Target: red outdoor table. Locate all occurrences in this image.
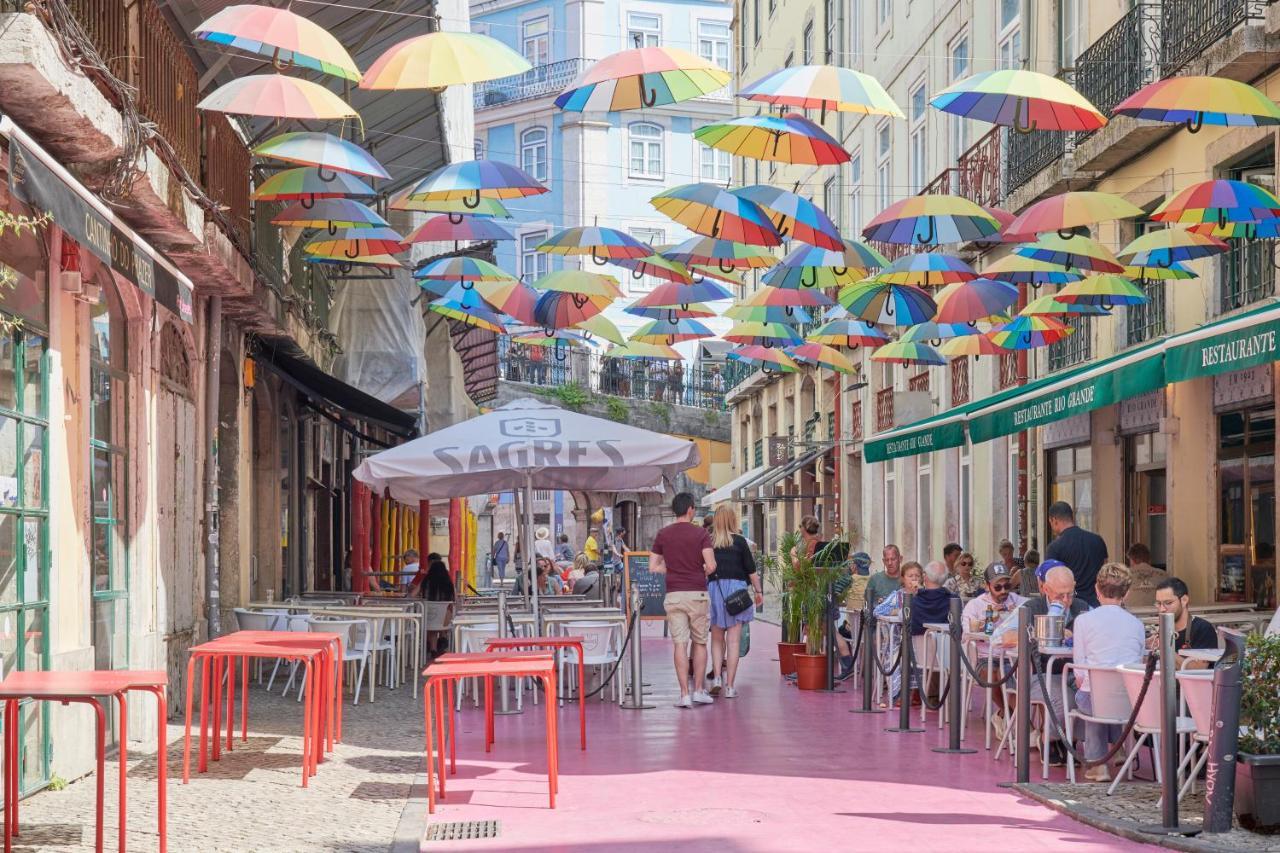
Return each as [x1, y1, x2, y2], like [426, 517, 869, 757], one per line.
[0, 669, 168, 853]
[484, 636, 588, 750]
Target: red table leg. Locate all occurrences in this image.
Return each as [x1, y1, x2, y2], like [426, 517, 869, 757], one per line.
[423, 678, 435, 815]
[447, 680, 456, 774]
[115, 694, 127, 853]
[145, 687, 168, 853]
[224, 656, 235, 753]
[91, 698, 106, 853]
[182, 658, 196, 784]
[542, 674, 556, 809]
[434, 681, 446, 798]
[576, 643, 586, 751]
[5, 698, 16, 853]
[240, 655, 249, 743]
[211, 656, 222, 763]
[300, 658, 313, 788]
[198, 656, 211, 774]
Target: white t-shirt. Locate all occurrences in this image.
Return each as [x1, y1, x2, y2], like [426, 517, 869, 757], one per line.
[534, 538, 554, 560]
[961, 591, 1027, 636]
[1072, 604, 1146, 691]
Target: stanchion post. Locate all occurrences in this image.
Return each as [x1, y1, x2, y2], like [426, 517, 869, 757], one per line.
[1015, 603, 1031, 784]
[1203, 630, 1245, 834]
[817, 575, 846, 694]
[886, 593, 923, 733]
[933, 595, 976, 754]
[850, 608, 882, 715]
[620, 587, 653, 710]
[1140, 612, 1201, 837]
[497, 591, 511, 715]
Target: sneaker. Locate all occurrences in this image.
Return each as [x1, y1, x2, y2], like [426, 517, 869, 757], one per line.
[992, 713, 1008, 742]
[691, 690, 715, 705]
[709, 676, 723, 696]
[1084, 764, 1112, 783]
[1049, 742, 1068, 767]
[723, 686, 738, 699]
[674, 695, 692, 709]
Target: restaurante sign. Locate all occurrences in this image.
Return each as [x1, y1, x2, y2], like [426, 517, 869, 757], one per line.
[1166, 315, 1280, 383]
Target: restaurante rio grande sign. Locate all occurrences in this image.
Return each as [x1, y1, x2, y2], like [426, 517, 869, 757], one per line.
[1166, 316, 1280, 382]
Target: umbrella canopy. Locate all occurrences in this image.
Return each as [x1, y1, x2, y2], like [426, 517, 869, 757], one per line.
[763, 240, 887, 288]
[252, 167, 375, 202]
[938, 334, 1006, 357]
[535, 270, 624, 300]
[252, 132, 389, 179]
[664, 236, 778, 269]
[871, 339, 946, 366]
[1151, 179, 1280, 226]
[786, 342, 857, 373]
[534, 290, 611, 329]
[272, 199, 388, 232]
[307, 252, 401, 269]
[197, 74, 358, 121]
[723, 303, 813, 325]
[651, 184, 782, 246]
[400, 215, 515, 245]
[838, 281, 937, 325]
[388, 191, 513, 218]
[723, 321, 804, 347]
[633, 279, 733, 308]
[688, 264, 747, 286]
[625, 301, 720, 321]
[1004, 191, 1143, 239]
[737, 64, 904, 122]
[538, 227, 652, 263]
[1118, 228, 1229, 267]
[613, 253, 695, 285]
[1124, 262, 1196, 282]
[875, 253, 979, 287]
[726, 345, 800, 372]
[555, 47, 729, 111]
[732, 185, 844, 250]
[1114, 76, 1280, 133]
[575, 314, 626, 345]
[862, 195, 1000, 245]
[930, 69, 1106, 133]
[981, 254, 1083, 286]
[632, 317, 716, 344]
[988, 315, 1074, 349]
[512, 330, 595, 355]
[933, 278, 1020, 324]
[1019, 295, 1110, 316]
[606, 341, 682, 360]
[733, 284, 833, 310]
[1186, 219, 1280, 240]
[1053, 274, 1149, 308]
[415, 256, 513, 282]
[408, 159, 549, 206]
[900, 321, 982, 342]
[304, 226, 405, 259]
[360, 31, 532, 90]
[1013, 234, 1124, 273]
[694, 113, 850, 165]
[807, 318, 889, 348]
[427, 287, 513, 334]
[474, 278, 540, 325]
[195, 5, 361, 81]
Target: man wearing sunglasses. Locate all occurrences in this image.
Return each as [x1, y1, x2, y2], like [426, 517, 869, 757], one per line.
[962, 563, 1026, 634]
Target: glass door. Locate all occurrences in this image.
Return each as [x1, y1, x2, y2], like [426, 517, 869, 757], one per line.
[1217, 409, 1277, 607]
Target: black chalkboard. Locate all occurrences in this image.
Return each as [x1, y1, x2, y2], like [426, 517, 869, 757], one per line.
[625, 551, 666, 620]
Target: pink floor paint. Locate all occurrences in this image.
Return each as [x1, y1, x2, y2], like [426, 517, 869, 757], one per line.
[419, 620, 1151, 852]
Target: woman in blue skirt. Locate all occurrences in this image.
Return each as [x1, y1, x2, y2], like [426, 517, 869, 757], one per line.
[707, 505, 764, 698]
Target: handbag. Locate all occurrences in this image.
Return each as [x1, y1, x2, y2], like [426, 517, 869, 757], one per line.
[723, 585, 753, 616]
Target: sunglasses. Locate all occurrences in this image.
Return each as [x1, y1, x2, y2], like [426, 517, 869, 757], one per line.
[990, 582, 1011, 591]
[959, 560, 974, 566]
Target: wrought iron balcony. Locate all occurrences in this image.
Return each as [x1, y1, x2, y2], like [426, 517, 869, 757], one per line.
[474, 59, 591, 110]
[1005, 127, 1067, 196]
[874, 387, 894, 432]
[957, 128, 1004, 209]
[1161, 0, 1269, 77]
[950, 358, 970, 406]
[920, 168, 961, 197]
[850, 400, 863, 442]
[1075, 3, 1160, 141]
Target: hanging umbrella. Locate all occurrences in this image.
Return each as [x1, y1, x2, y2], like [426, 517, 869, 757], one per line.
[625, 301, 720, 321]
[938, 334, 1006, 357]
[474, 278, 540, 325]
[361, 31, 532, 90]
[304, 226, 405, 259]
[900, 321, 982, 342]
[933, 278, 1020, 324]
[981, 254, 1083, 286]
[253, 167, 375, 202]
[197, 74, 358, 121]
[639, 278, 733, 307]
[613, 253, 695, 285]
[534, 290, 611, 329]
[694, 113, 850, 165]
[388, 190, 513, 219]
[1053, 274, 1149, 308]
[408, 159, 549, 207]
[862, 195, 1000, 245]
[786, 342, 857, 374]
[838, 281, 937, 325]
[688, 264, 747, 286]
[195, 5, 362, 81]
[633, 317, 716, 345]
[400, 215, 516, 246]
[723, 303, 813, 325]
[738, 64, 904, 123]
[763, 240, 887, 288]
[875, 253, 979, 287]
[537, 227, 652, 264]
[723, 321, 804, 347]
[1186, 219, 1280, 240]
[732, 185, 844, 250]
[807, 318, 889, 348]
[1124, 262, 1196, 282]
[1114, 76, 1280, 133]
[555, 47, 729, 111]
[536, 269, 624, 300]
[252, 132, 389, 179]
[987, 315, 1074, 349]
[664, 236, 778, 270]
[726, 345, 800, 372]
[975, 206, 1019, 244]
[1013, 234, 1125, 273]
[512, 331, 595, 365]
[272, 199, 388, 232]
[575, 314, 627, 345]
[606, 340, 683, 360]
[1019, 295, 1111, 316]
[871, 340, 946, 366]
[650, 184, 782, 246]
[930, 69, 1106, 133]
[427, 286, 513, 334]
[307, 252, 401, 269]
[1004, 191, 1144, 239]
[415, 256, 513, 283]
[733, 284, 833, 310]
[1118, 228, 1229, 267]
[1150, 179, 1280, 226]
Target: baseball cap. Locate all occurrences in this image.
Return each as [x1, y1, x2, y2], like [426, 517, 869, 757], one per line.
[852, 551, 872, 570]
[984, 562, 1012, 582]
[1036, 558, 1068, 582]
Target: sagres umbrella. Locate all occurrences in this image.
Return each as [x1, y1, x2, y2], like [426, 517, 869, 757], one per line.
[1151, 179, 1280, 226]
[400, 215, 515, 246]
[871, 340, 946, 366]
[1118, 228, 1228, 267]
[1019, 295, 1110, 316]
[1114, 76, 1280, 133]
[1053, 274, 1149, 309]
[763, 240, 887, 288]
[786, 343, 856, 373]
[875, 253, 979, 287]
[408, 160, 549, 208]
[726, 345, 800, 372]
[1013, 234, 1124, 273]
[253, 167, 375, 203]
[933, 278, 1019, 324]
[862, 195, 1000, 245]
[304, 226, 405, 259]
[632, 318, 716, 344]
[475, 278, 540, 325]
[195, 5, 361, 81]
[723, 321, 804, 347]
[361, 31, 531, 90]
[198, 75, 358, 122]
[664, 236, 778, 270]
[938, 334, 1005, 358]
[930, 69, 1106, 133]
[273, 199, 387, 233]
[695, 114, 850, 165]
[738, 64, 904, 123]
[733, 185, 843, 250]
[1004, 191, 1143, 240]
[807, 318, 889, 348]
[534, 291, 611, 329]
[538, 227, 652, 265]
[613, 253, 694, 285]
[838, 281, 937, 325]
[253, 132, 389, 179]
[981, 254, 1083, 286]
[555, 47, 729, 111]
[607, 340, 682, 360]
[987, 315, 1074, 349]
[651, 184, 782, 246]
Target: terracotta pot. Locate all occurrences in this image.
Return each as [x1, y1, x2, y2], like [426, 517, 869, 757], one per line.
[777, 642, 806, 677]
[793, 653, 827, 690]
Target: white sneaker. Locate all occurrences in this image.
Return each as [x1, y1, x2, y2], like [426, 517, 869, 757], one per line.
[674, 695, 692, 709]
[723, 686, 738, 698]
[691, 690, 715, 704]
[992, 713, 1008, 741]
[709, 676, 723, 696]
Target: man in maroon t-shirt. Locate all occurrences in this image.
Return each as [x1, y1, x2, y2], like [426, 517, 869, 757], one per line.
[651, 492, 717, 708]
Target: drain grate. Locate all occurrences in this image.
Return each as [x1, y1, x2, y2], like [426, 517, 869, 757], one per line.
[424, 820, 500, 842]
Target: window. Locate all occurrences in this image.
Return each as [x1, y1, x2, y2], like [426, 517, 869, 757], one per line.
[959, 444, 972, 549]
[1049, 444, 1093, 535]
[1127, 220, 1167, 343]
[998, 0, 1021, 69]
[753, 0, 760, 44]
[823, 0, 837, 62]
[884, 470, 896, 547]
[739, 14, 748, 69]
[876, 121, 892, 213]
[629, 123, 664, 179]
[521, 231, 549, 280]
[1059, 0, 1085, 70]
[802, 21, 814, 65]
[1220, 160, 1276, 313]
[521, 16, 549, 66]
[699, 144, 731, 183]
[916, 461, 932, 561]
[1048, 315, 1092, 370]
[949, 35, 971, 163]
[909, 81, 928, 194]
[823, 177, 839, 228]
[520, 127, 548, 183]
[627, 12, 661, 48]
[473, 138, 484, 160]
[849, 150, 863, 237]
[698, 21, 730, 69]
[91, 282, 129, 676]
[878, 0, 891, 28]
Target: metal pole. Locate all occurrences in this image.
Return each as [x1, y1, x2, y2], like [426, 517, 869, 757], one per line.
[817, 575, 845, 693]
[886, 593, 923, 733]
[1015, 603, 1031, 784]
[524, 473, 541, 636]
[620, 587, 653, 710]
[850, 608, 882, 714]
[203, 294, 223, 639]
[934, 595, 976, 754]
[1203, 630, 1245, 834]
[1140, 612, 1200, 836]
[497, 591, 513, 715]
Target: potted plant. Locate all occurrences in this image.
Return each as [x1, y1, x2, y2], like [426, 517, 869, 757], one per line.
[770, 532, 807, 677]
[1236, 632, 1280, 831]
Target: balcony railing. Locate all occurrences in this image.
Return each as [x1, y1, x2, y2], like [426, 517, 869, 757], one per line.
[850, 400, 863, 442]
[957, 128, 1004, 209]
[1075, 3, 1159, 141]
[1006, 127, 1067, 195]
[874, 388, 894, 432]
[998, 352, 1021, 390]
[475, 59, 591, 110]
[950, 358, 970, 405]
[203, 115, 252, 244]
[138, 0, 200, 179]
[908, 371, 930, 393]
[499, 346, 730, 411]
[921, 168, 960, 197]
[1162, 0, 1268, 77]
[1048, 316, 1094, 371]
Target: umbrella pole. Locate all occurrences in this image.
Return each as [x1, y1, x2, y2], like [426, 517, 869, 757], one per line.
[525, 473, 542, 636]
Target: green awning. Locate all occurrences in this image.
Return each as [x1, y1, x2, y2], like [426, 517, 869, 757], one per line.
[1165, 301, 1280, 383]
[864, 411, 968, 462]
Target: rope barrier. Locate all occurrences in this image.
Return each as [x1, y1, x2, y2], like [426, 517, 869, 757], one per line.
[957, 632, 1020, 689]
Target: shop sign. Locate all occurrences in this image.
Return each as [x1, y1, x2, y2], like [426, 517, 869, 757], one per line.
[1166, 315, 1280, 383]
[1213, 363, 1272, 409]
[864, 418, 965, 463]
[1041, 412, 1091, 449]
[1119, 389, 1163, 435]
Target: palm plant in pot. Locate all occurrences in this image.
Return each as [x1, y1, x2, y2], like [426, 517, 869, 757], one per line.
[770, 532, 807, 677]
[1236, 633, 1280, 831]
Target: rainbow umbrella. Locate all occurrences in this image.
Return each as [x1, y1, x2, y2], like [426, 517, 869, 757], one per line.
[535, 270, 624, 301]
[512, 331, 594, 364]
[361, 31, 531, 90]
[534, 290, 610, 328]
[1151, 179, 1280, 226]
[862, 195, 1000, 245]
[938, 335, 1005, 358]
[197, 74, 358, 121]
[1114, 76, 1280, 133]
[555, 47, 729, 111]
[1186, 219, 1280, 240]
[400, 215, 515, 246]
[538, 227, 652, 264]
[763, 241, 887, 288]
[252, 132, 389, 179]
[871, 340, 946, 366]
[633, 279, 733, 308]
[474, 278, 539, 324]
[613, 253, 695, 285]
[786, 343, 857, 374]
[664, 236, 778, 270]
[633, 318, 716, 345]
[723, 303, 813, 325]
[1004, 191, 1144, 239]
[733, 185, 843, 251]
[738, 64, 904, 123]
[734, 284, 832, 310]
[807, 318, 889, 348]
[253, 167, 375, 202]
[304, 226, 405, 259]
[272, 199, 387, 232]
[988, 315, 1074, 349]
[1124, 262, 1196, 283]
[194, 5, 361, 81]
[838, 281, 937, 325]
[1053, 274, 1149, 309]
[933, 278, 1019, 324]
[875, 253, 979, 287]
[975, 206, 1019, 244]
[689, 264, 747, 286]
[651, 184, 782, 246]
[723, 321, 804, 347]
[1019, 295, 1110, 316]
[414, 256, 513, 283]
[388, 190, 512, 219]
[606, 340, 683, 360]
[408, 160, 549, 207]
[981, 254, 1083, 286]
[726, 345, 800, 372]
[428, 299, 511, 334]
[930, 69, 1106, 133]
[1013, 234, 1124, 273]
[900, 322, 982, 342]
[575, 314, 627, 346]
[625, 301, 721, 322]
[694, 113, 850, 165]
[1119, 228, 1229, 267]
[306, 253, 400, 270]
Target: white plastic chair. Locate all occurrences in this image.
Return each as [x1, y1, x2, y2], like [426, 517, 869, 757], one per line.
[1115, 663, 1196, 796]
[1173, 670, 1216, 802]
[1064, 663, 1133, 785]
[267, 614, 314, 691]
[561, 621, 624, 703]
[457, 624, 506, 710]
[233, 608, 288, 682]
[308, 618, 366, 705]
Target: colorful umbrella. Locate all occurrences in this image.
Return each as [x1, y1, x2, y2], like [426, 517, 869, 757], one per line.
[633, 279, 733, 308]
[400, 215, 515, 246]
[606, 340, 683, 360]
[726, 345, 800, 372]
[633, 317, 716, 345]
[272, 199, 388, 232]
[428, 300, 511, 334]
[837, 281, 937, 325]
[932, 278, 1019, 324]
[535, 270, 624, 301]
[1013, 234, 1124, 273]
[1019, 295, 1110, 316]
[930, 69, 1106, 133]
[474, 278, 540, 324]
[1186, 219, 1280, 240]
[537, 226, 652, 264]
[360, 31, 531, 90]
[651, 184, 782, 246]
[733, 185, 844, 250]
[938, 334, 1006, 358]
[723, 303, 813, 325]
[987, 315, 1074, 349]
[862, 195, 1000, 245]
[734, 284, 832, 309]
[253, 167, 375, 202]
[388, 191, 513, 219]
[625, 301, 720, 322]
[512, 331, 594, 362]
[807, 318, 889, 348]
[534, 290, 610, 328]
[900, 322, 981, 342]
[408, 159, 549, 207]
[1114, 76, 1280, 133]
[763, 240, 887, 288]
[664, 236, 778, 270]
[555, 47, 729, 111]
[1124, 262, 1196, 282]
[875, 253, 979, 287]
[414, 256, 513, 282]
[738, 64, 904, 123]
[723, 321, 804, 347]
[688, 264, 747, 286]
[1118, 228, 1229, 267]
[1053, 274, 1149, 308]
[194, 5, 361, 81]
[575, 314, 627, 345]
[975, 206, 1018, 244]
[303, 226, 405, 259]
[197, 74, 358, 121]
[1003, 191, 1143, 239]
[870, 340, 946, 366]
[613, 253, 695, 285]
[981, 254, 1083, 286]
[306, 252, 401, 270]
[1150, 179, 1280, 226]
[694, 113, 850, 165]
[786, 343, 857, 374]
[252, 132, 389, 179]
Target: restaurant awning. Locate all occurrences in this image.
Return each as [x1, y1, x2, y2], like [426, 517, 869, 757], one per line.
[701, 464, 768, 507]
[751, 444, 830, 501]
[1164, 299, 1280, 383]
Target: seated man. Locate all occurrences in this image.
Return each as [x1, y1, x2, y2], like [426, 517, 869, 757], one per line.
[572, 561, 603, 598]
[1124, 543, 1169, 609]
[1151, 576, 1218, 660]
[961, 563, 1026, 635]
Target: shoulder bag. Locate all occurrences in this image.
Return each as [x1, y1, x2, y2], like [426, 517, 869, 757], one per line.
[721, 537, 754, 616]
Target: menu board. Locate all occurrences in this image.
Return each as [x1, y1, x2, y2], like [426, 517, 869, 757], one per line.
[624, 551, 666, 620]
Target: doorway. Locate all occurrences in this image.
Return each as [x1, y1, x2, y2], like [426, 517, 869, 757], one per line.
[1217, 408, 1276, 607]
[1125, 432, 1168, 568]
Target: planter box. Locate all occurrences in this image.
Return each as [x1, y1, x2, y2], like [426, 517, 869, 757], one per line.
[1235, 752, 1280, 830]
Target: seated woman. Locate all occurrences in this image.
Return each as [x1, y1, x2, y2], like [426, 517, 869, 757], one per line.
[873, 561, 923, 706]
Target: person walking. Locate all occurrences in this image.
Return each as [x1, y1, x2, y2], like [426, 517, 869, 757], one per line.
[491, 533, 509, 583]
[651, 492, 717, 708]
[707, 505, 763, 698]
[1044, 501, 1108, 607]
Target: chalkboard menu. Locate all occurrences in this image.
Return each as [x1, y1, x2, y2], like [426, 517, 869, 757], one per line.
[624, 551, 666, 620]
